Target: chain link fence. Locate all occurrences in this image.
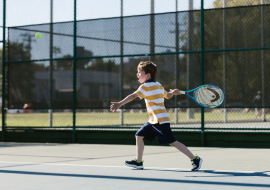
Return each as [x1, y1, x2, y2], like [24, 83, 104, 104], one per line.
[1, 0, 270, 133]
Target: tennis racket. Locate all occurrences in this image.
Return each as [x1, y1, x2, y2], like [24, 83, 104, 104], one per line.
[179, 84, 224, 108]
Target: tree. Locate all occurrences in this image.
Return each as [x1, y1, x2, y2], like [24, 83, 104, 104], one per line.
[178, 1, 270, 107]
[86, 58, 118, 72]
[213, 0, 270, 8]
[8, 42, 39, 108]
[55, 48, 93, 70]
[55, 54, 73, 70]
[0, 48, 2, 96]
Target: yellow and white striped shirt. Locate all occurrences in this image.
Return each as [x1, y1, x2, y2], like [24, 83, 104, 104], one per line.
[135, 81, 170, 124]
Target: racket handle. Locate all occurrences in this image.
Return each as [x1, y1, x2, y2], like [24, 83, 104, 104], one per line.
[179, 91, 185, 94]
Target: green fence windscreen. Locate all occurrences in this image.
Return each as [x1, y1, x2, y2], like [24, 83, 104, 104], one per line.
[7, 5, 270, 109]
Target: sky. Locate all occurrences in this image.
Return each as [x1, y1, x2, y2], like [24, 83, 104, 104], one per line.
[0, 0, 216, 45]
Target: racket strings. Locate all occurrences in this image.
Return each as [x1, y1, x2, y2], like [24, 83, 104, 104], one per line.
[195, 86, 223, 107]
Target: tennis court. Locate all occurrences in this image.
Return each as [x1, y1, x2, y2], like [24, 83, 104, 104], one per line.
[0, 143, 269, 190]
[1, 0, 270, 189]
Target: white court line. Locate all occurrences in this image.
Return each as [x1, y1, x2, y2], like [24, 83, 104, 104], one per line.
[0, 160, 261, 173]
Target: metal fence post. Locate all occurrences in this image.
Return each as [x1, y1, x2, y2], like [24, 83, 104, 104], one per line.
[187, 0, 194, 119]
[261, 0, 265, 121]
[1, 0, 6, 142]
[49, 0, 53, 127]
[200, 0, 205, 147]
[72, 0, 77, 143]
[120, 0, 124, 126]
[150, 0, 155, 57]
[175, 0, 179, 124]
[223, 0, 227, 123]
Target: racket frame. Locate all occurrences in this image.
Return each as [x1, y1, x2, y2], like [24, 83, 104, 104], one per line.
[179, 84, 224, 108]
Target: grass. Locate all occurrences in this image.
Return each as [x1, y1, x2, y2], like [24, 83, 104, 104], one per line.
[2, 110, 269, 127]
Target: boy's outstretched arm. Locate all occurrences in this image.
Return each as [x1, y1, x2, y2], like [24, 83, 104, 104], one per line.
[165, 89, 181, 99]
[110, 93, 139, 112]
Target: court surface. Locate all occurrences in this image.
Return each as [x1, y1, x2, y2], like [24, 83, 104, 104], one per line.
[0, 142, 269, 189]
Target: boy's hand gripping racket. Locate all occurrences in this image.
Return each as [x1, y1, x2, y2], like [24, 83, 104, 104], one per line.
[179, 84, 224, 108]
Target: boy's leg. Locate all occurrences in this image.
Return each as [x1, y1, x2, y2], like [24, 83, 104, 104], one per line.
[169, 141, 195, 160]
[136, 136, 144, 162]
[125, 122, 155, 169]
[170, 140, 203, 171]
[124, 135, 144, 169]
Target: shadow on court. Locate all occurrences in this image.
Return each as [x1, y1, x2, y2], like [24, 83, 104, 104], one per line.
[0, 169, 269, 188]
[0, 143, 69, 148]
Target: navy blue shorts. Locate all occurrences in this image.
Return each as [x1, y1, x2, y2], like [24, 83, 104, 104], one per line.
[135, 122, 176, 144]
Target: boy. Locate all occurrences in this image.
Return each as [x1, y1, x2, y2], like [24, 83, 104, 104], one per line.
[110, 61, 203, 171]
